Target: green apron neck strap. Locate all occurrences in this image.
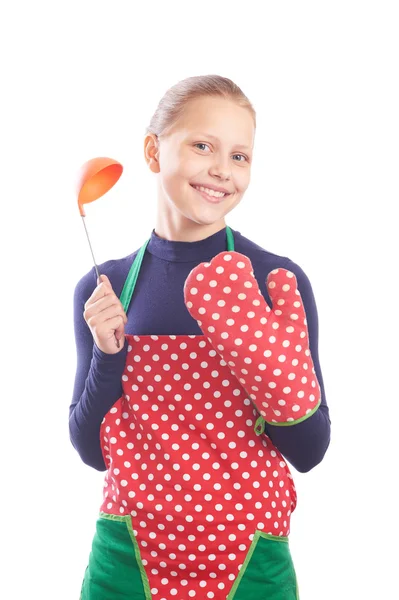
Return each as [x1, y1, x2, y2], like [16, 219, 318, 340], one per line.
[119, 239, 149, 312]
[120, 225, 235, 313]
[226, 225, 234, 251]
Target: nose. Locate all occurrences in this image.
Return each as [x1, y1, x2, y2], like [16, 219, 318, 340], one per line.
[209, 155, 231, 180]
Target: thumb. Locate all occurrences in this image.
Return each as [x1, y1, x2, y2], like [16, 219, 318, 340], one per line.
[97, 274, 109, 285]
[266, 268, 304, 319]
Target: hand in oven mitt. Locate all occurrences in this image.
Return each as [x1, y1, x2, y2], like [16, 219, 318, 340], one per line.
[184, 251, 321, 425]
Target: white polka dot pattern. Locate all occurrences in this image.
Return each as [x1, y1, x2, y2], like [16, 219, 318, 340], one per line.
[184, 251, 321, 424]
[99, 334, 297, 598]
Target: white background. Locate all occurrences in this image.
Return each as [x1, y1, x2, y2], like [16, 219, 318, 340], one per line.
[1, 1, 398, 598]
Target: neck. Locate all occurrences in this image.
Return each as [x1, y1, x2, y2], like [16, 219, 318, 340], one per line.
[155, 196, 226, 242]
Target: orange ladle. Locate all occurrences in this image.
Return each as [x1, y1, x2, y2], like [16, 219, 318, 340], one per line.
[76, 157, 123, 279]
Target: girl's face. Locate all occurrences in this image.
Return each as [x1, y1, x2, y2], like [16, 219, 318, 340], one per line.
[148, 96, 255, 228]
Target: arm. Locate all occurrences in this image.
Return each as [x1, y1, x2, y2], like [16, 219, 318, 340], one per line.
[184, 252, 331, 472]
[69, 267, 128, 471]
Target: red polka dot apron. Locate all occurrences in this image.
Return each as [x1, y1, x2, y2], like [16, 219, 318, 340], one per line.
[80, 227, 321, 599]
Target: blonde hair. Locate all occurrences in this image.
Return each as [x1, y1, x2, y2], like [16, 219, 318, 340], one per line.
[146, 74, 256, 138]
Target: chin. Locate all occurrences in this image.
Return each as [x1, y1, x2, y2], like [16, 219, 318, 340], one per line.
[183, 213, 220, 226]
[185, 207, 235, 227]
[169, 187, 242, 226]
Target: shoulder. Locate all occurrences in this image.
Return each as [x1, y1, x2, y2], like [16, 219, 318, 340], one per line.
[233, 228, 290, 265]
[232, 228, 315, 298]
[73, 249, 140, 305]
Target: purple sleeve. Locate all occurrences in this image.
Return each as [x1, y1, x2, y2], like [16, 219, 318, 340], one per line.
[69, 267, 128, 471]
[262, 259, 331, 472]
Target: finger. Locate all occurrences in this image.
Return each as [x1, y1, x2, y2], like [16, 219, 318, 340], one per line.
[99, 296, 127, 324]
[109, 315, 125, 339]
[266, 268, 306, 324]
[115, 317, 125, 340]
[92, 315, 125, 343]
[85, 278, 114, 310]
[90, 296, 128, 324]
[97, 274, 110, 286]
[86, 293, 122, 314]
[84, 294, 117, 319]
[86, 304, 127, 327]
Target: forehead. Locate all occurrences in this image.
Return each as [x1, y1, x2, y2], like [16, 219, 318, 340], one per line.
[169, 96, 255, 148]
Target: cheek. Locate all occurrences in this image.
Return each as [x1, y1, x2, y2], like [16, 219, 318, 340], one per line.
[160, 161, 185, 191]
[236, 169, 251, 192]
[165, 151, 196, 180]
[168, 161, 202, 193]
[179, 153, 203, 177]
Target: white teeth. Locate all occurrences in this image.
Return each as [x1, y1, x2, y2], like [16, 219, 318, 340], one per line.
[194, 185, 226, 198]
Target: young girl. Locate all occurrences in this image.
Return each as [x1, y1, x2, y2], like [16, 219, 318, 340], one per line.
[71, 75, 331, 600]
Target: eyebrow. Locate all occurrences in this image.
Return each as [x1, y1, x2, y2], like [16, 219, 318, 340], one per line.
[191, 132, 252, 151]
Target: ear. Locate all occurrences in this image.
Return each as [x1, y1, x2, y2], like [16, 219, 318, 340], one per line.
[144, 133, 160, 173]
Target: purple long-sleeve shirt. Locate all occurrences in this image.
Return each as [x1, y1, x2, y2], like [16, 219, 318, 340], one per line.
[69, 226, 331, 472]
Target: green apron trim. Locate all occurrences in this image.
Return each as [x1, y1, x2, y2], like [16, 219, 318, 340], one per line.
[80, 513, 152, 599]
[264, 398, 322, 426]
[254, 415, 266, 436]
[119, 239, 150, 314]
[119, 225, 235, 313]
[226, 224, 235, 251]
[227, 530, 299, 599]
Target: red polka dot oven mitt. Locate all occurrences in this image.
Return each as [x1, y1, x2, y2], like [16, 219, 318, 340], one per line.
[184, 251, 321, 425]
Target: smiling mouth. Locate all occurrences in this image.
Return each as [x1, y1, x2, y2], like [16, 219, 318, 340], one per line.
[190, 184, 232, 203]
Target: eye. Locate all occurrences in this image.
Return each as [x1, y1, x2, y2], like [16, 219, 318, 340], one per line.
[194, 144, 249, 163]
[195, 143, 211, 152]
